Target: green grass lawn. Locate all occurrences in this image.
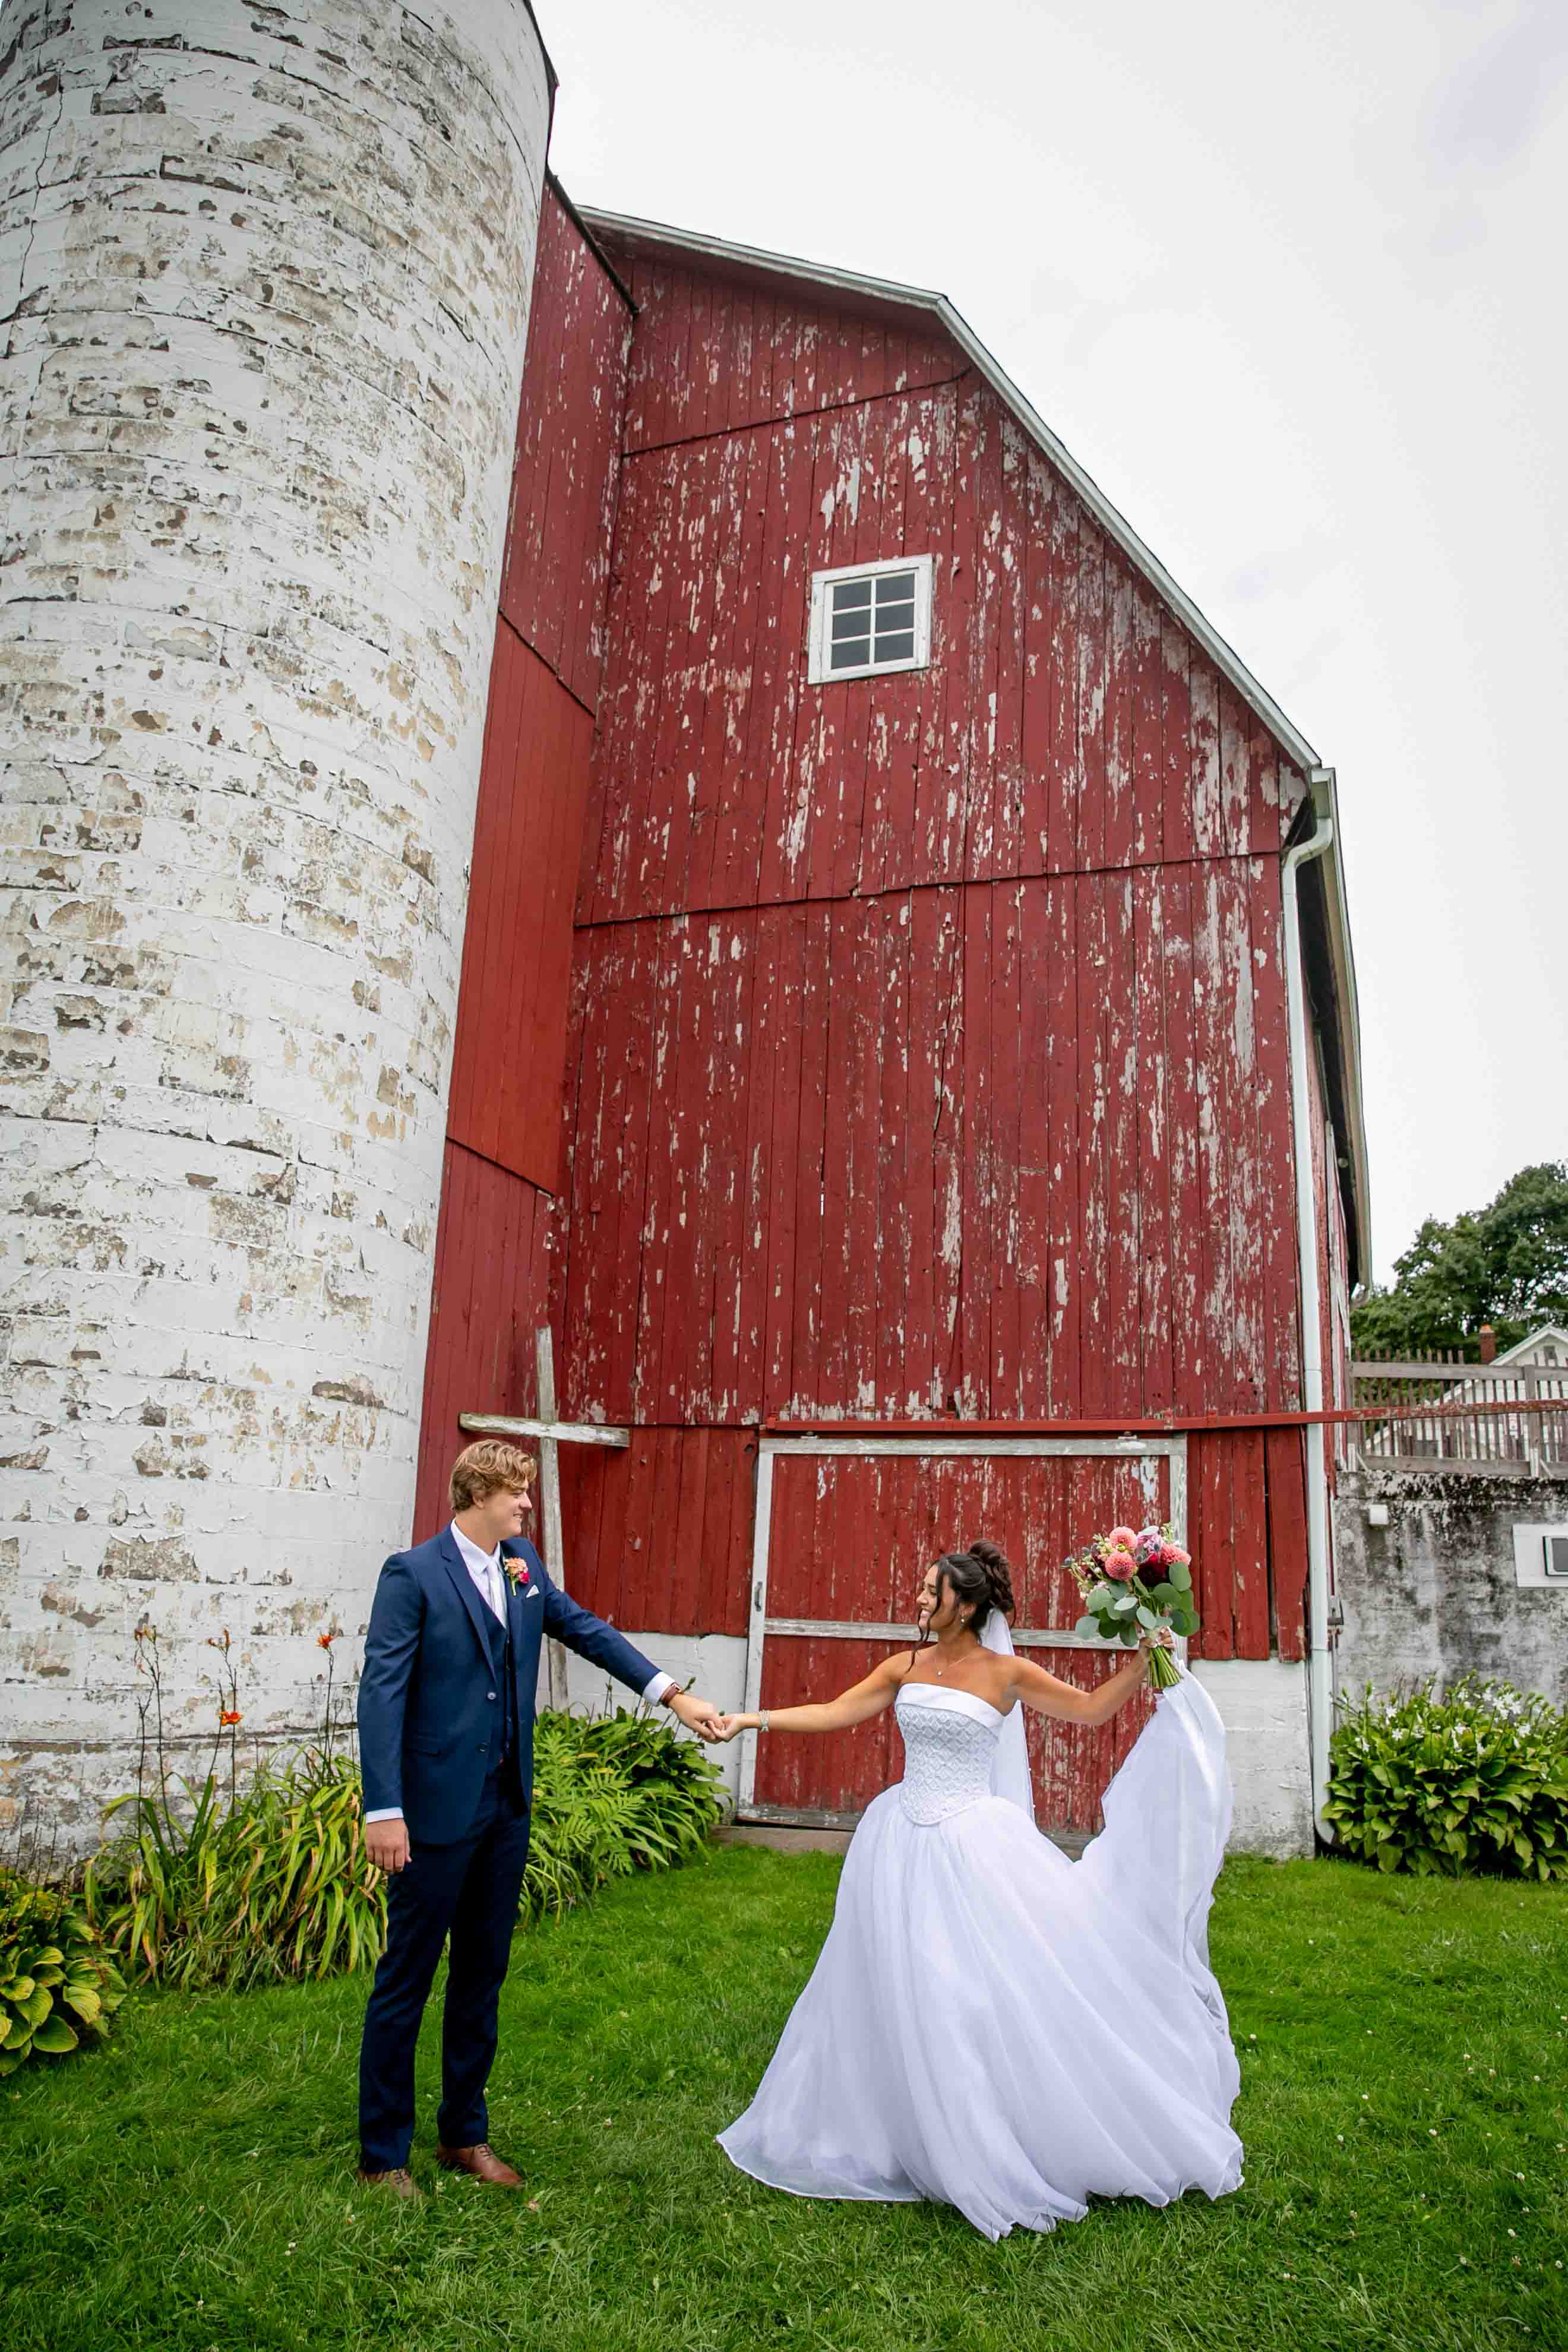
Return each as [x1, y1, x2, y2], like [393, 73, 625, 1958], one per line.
[1, 1849, 1564, 2352]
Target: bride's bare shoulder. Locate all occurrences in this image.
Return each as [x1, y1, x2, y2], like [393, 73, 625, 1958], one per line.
[979, 1652, 1025, 1709]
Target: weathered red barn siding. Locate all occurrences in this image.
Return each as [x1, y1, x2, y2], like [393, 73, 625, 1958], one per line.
[417, 1142, 555, 1522]
[562, 873, 1300, 1431]
[577, 340, 1307, 925]
[753, 1451, 1161, 1829]
[413, 189, 631, 1539]
[557, 1428, 757, 1642]
[446, 625, 595, 1197]
[552, 252, 1317, 1711]
[414, 222, 1353, 1831]
[617, 257, 964, 451]
[498, 191, 628, 715]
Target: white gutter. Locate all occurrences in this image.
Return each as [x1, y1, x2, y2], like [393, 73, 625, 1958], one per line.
[1282, 777, 1337, 1841]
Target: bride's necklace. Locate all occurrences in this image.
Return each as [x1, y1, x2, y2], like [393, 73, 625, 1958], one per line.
[932, 1636, 980, 1680]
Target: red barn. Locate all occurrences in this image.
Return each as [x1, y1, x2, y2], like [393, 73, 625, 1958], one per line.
[413, 185, 1368, 1857]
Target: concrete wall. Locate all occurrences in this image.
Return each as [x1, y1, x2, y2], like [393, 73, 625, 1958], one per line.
[550, 1635, 1314, 1854]
[1191, 1657, 1313, 1858]
[1334, 1467, 1568, 1708]
[0, 1, 551, 1850]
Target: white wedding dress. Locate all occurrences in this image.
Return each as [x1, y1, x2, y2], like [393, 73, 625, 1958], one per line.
[718, 1667, 1243, 2241]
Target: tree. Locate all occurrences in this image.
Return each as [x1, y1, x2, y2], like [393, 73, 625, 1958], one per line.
[1351, 1161, 1568, 1360]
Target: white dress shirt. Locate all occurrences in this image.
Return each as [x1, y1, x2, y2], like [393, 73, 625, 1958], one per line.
[363, 1523, 675, 1823]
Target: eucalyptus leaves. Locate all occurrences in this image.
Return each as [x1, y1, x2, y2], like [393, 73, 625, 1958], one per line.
[1067, 1521, 1200, 1690]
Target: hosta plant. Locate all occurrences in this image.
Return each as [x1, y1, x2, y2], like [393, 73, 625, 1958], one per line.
[1325, 1676, 1568, 1880]
[0, 1867, 127, 2075]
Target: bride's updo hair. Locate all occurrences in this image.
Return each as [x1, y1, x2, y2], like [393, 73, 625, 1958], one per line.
[932, 1537, 1016, 1633]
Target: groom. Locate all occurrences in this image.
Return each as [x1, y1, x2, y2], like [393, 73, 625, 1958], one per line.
[356, 1438, 722, 2196]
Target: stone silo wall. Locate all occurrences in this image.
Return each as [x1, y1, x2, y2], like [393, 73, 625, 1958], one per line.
[0, 0, 551, 1848]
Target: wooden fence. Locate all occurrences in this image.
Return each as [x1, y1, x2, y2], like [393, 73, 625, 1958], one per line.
[1350, 1351, 1568, 1474]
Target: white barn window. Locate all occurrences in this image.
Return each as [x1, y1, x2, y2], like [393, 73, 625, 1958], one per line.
[808, 554, 934, 684]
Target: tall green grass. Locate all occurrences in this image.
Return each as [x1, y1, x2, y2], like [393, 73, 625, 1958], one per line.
[82, 1709, 725, 1993]
[84, 1747, 384, 1991]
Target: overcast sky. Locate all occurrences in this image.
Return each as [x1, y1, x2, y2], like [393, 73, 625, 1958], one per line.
[543, 0, 1567, 1287]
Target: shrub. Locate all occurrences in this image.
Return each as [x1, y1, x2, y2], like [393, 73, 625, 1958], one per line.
[1325, 1677, 1568, 1880]
[86, 1702, 726, 1990]
[0, 1867, 127, 2075]
[526, 1707, 726, 1921]
[86, 1746, 385, 1993]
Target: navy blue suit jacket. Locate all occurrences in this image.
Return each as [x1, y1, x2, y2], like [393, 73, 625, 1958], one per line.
[357, 1530, 661, 1846]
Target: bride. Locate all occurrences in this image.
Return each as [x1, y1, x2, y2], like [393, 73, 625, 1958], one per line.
[713, 1538, 1243, 2242]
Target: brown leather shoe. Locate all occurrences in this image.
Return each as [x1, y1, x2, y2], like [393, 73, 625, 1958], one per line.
[436, 2140, 523, 2187]
[355, 2165, 423, 2201]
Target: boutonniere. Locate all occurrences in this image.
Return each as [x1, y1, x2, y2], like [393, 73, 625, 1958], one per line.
[504, 1558, 530, 1592]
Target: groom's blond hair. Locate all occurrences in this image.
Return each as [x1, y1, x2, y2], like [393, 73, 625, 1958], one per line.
[449, 1438, 536, 1513]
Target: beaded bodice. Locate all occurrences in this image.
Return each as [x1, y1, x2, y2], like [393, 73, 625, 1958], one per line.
[894, 1686, 1006, 1825]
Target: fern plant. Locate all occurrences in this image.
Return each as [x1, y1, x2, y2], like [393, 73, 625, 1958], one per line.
[1325, 1677, 1568, 1880]
[523, 1707, 725, 1921]
[0, 1868, 127, 2075]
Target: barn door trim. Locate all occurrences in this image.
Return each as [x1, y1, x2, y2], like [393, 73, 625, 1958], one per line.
[738, 1433, 1188, 1819]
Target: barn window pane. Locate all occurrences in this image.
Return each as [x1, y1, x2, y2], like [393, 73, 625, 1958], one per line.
[874, 628, 915, 662]
[873, 600, 915, 637]
[810, 555, 933, 682]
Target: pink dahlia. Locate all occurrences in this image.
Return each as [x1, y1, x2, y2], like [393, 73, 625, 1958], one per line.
[1104, 1546, 1139, 1581]
[1108, 1525, 1139, 1553]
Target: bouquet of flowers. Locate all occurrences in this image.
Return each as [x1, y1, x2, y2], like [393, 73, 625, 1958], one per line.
[1067, 1522, 1198, 1692]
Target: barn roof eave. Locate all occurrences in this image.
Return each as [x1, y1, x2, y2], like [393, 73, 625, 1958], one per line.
[576, 204, 1323, 774]
[577, 201, 1373, 1281]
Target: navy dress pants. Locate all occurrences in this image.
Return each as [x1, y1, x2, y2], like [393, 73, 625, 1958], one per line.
[358, 1774, 531, 2171]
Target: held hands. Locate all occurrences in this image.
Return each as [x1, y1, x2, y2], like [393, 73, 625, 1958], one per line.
[666, 1689, 725, 1743]
[709, 1714, 750, 1743]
